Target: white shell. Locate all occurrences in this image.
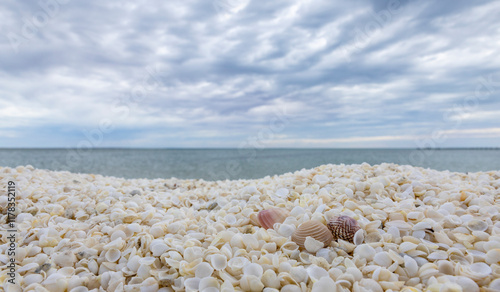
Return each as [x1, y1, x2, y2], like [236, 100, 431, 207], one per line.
[354, 244, 376, 261]
[105, 248, 121, 262]
[195, 262, 214, 278]
[304, 236, 324, 253]
[311, 274, 336, 292]
[184, 277, 201, 290]
[466, 219, 488, 232]
[306, 264, 329, 282]
[210, 254, 227, 270]
[353, 229, 364, 245]
[373, 252, 392, 267]
[150, 243, 169, 257]
[199, 277, 220, 291]
[243, 263, 263, 278]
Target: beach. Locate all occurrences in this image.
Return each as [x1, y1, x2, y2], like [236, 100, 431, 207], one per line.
[1, 163, 500, 291]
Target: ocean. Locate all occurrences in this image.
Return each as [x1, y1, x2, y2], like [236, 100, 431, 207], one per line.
[0, 148, 498, 180]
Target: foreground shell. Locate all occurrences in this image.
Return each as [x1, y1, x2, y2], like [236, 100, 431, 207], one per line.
[258, 208, 289, 229]
[327, 215, 361, 243]
[291, 220, 333, 250]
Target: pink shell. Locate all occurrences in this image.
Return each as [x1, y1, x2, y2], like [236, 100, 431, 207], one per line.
[327, 215, 360, 243]
[257, 208, 289, 229]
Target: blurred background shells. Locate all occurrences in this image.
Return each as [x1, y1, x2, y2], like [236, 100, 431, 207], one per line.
[257, 208, 289, 229]
[291, 220, 333, 250]
[328, 215, 361, 243]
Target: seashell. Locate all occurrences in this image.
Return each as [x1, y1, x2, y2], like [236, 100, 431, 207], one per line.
[262, 269, 280, 289]
[199, 276, 220, 291]
[399, 242, 418, 253]
[292, 220, 333, 250]
[290, 266, 308, 283]
[404, 255, 418, 277]
[486, 249, 500, 264]
[327, 216, 361, 243]
[373, 251, 392, 267]
[42, 272, 69, 292]
[227, 257, 249, 275]
[466, 219, 488, 232]
[437, 260, 454, 275]
[353, 229, 364, 245]
[257, 208, 289, 229]
[239, 275, 264, 292]
[243, 263, 264, 278]
[427, 250, 448, 261]
[210, 254, 227, 270]
[184, 277, 201, 290]
[105, 248, 121, 263]
[23, 274, 44, 286]
[304, 236, 325, 253]
[306, 264, 329, 282]
[490, 278, 500, 291]
[53, 251, 77, 268]
[354, 244, 376, 261]
[311, 274, 335, 291]
[195, 262, 214, 278]
[365, 231, 382, 243]
[278, 224, 296, 237]
[150, 242, 169, 257]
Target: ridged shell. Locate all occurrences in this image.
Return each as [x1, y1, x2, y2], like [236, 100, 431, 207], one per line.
[258, 208, 289, 229]
[327, 216, 360, 243]
[291, 220, 333, 250]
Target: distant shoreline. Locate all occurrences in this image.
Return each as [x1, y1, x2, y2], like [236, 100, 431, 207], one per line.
[0, 147, 499, 150]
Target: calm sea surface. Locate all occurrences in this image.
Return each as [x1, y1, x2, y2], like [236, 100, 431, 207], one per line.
[0, 148, 498, 180]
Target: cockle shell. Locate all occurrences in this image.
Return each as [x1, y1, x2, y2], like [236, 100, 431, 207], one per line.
[257, 208, 289, 229]
[327, 215, 361, 243]
[291, 220, 333, 250]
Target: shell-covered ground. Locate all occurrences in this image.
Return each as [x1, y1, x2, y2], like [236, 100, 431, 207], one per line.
[1, 163, 500, 292]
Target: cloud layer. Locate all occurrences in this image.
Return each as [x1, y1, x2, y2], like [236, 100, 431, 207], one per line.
[1, 0, 499, 148]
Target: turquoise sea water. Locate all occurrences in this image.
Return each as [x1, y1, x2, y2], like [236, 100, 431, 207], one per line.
[0, 148, 498, 180]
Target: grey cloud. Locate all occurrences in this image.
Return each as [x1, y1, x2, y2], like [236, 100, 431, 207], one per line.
[0, 0, 499, 148]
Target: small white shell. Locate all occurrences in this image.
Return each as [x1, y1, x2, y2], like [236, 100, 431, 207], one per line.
[354, 244, 376, 261]
[306, 264, 329, 282]
[210, 254, 227, 270]
[195, 262, 214, 278]
[353, 229, 364, 245]
[199, 277, 220, 291]
[105, 248, 121, 263]
[150, 242, 169, 257]
[243, 263, 263, 278]
[399, 242, 418, 253]
[304, 236, 325, 253]
[373, 252, 392, 267]
[486, 249, 500, 264]
[466, 219, 488, 232]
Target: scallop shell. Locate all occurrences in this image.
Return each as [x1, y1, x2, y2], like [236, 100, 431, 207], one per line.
[258, 208, 289, 229]
[291, 220, 333, 250]
[327, 216, 361, 243]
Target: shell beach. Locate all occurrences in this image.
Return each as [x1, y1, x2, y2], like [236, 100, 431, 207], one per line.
[1, 163, 500, 292]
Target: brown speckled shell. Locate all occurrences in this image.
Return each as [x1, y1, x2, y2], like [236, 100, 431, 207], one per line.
[257, 208, 289, 229]
[327, 215, 360, 243]
[291, 220, 333, 250]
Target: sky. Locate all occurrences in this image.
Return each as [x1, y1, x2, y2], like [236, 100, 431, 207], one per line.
[0, 0, 499, 148]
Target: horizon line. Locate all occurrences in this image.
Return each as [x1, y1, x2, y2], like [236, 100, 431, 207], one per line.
[1, 147, 499, 150]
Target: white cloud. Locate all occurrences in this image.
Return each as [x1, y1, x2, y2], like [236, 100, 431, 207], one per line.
[0, 0, 499, 147]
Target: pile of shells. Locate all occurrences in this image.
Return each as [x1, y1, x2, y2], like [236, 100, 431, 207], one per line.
[1, 163, 500, 291]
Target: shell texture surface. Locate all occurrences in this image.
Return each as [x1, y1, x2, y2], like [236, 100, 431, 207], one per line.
[327, 215, 361, 243]
[4, 163, 500, 291]
[291, 220, 333, 249]
[257, 208, 289, 229]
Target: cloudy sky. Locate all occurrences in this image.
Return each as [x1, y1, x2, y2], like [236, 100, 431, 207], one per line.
[1, 0, 499, 148]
